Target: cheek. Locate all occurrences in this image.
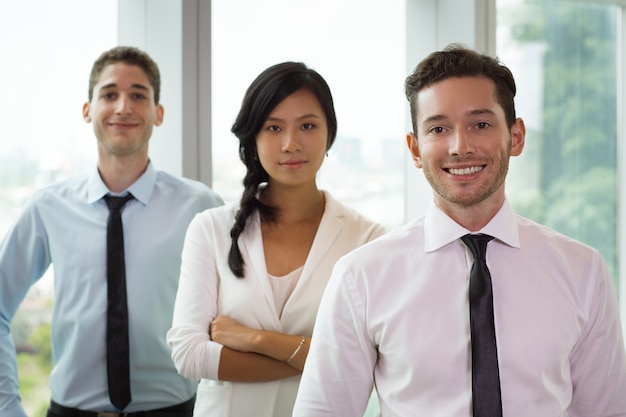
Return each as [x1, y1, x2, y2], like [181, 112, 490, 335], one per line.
[254, 142, 274, 169]
[414, 142, 438, 167]
[309, 133, 330, 152]
[255, 139, 270, 157]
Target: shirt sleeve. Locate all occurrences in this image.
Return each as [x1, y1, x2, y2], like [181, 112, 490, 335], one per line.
[167, 213, 223, 380]
[293, 258, 377, 417]
[0, 199, 51, 417]
[567, 252, 626, 416]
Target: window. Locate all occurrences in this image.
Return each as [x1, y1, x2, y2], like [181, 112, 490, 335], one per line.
[497, 0, 620, 293]
[211, 0, 407, 231]
[2, 2, 624, 416]
[1, 2, 117, 415]
[211, 2, 406, 414]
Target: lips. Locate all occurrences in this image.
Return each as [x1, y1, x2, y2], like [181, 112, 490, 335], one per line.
[280, 159, 306, 169]
[109, 121, 139, 129]
[447, 166, 484, 176]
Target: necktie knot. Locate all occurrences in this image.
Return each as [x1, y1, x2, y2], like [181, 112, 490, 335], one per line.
[104, 193, 134, 212]
[461, 233, 494, 261]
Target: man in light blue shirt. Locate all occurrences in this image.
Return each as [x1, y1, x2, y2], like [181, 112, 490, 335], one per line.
[0, 46, 223, 417]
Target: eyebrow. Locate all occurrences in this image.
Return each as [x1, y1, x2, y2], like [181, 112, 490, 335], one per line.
[265, 113, 322, 122]
[468, 108, 497, 117]
[421, 114, 447, 125]
[422, 108, 497, 125]
[100, 83, 150, 92]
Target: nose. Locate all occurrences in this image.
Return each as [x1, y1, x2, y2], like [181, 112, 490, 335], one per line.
[449, 128, 474, 155]
[115, 95, 132, 115]
[281, 129, 302, 152]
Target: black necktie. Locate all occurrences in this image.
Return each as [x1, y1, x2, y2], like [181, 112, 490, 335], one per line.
[104, 194, 134, 410]
[461, 234, 502, 417]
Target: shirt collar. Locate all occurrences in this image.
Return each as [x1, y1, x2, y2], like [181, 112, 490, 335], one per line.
[87, 160, 157, 205]
[424, 198, 520, 252]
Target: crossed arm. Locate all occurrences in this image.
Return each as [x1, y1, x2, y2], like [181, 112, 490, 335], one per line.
[209, 315, 310, 381]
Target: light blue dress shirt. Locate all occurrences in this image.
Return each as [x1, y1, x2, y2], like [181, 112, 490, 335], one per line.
[0, 162, 223, 417]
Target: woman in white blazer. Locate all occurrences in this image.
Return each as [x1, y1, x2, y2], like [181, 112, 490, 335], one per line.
[167, 62, 385, 417]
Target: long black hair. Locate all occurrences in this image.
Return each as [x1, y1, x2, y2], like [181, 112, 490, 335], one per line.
[228, 62, 338, 278]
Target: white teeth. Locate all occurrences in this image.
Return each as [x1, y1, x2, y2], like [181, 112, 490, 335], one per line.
[448, 166, 483, 176]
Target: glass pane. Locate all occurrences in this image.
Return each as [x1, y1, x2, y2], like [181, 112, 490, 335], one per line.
[0, 1, 117, 415]
[211, 0, 407, 230]
[497, 0, 619, 292]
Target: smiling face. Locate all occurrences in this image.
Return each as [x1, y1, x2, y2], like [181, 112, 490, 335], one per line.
[407, 76, 525, 217]
[255, 88, 328, 189]
[83, 62, 164, 160]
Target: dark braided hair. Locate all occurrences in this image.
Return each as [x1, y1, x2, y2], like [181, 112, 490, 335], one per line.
[228, 62, 338, 278]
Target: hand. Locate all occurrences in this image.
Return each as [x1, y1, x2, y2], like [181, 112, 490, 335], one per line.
[210, 315, 258, 353]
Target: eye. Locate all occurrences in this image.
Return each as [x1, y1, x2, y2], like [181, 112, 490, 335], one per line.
[428, 126, 446, 134]
[301, 123, 314, 130]
[268, 125, 281, 132]
[132, 93, 147, 100]
[102, 92, 116, 100]
[475, 121, 491, 130]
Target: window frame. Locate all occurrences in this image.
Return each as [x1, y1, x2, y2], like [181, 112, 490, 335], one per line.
[118, 0, 626, 338]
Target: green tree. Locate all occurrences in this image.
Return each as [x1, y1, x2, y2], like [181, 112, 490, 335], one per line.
[507, 0, 618, 283]
[28, 322, 53, 372]
[18, 323, 52, 417]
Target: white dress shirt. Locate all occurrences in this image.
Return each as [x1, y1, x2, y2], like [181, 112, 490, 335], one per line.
[293, 199, 626, 417]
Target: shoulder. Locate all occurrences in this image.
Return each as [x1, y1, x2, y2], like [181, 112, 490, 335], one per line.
[29, 175, 89, 206]
[183, 203, 240, 246]
[513, 215, 610, 290]
[189, 203, 238, 230]
[327, 219, 425, 294]
[195, 203, 238, 221]
[344, 217, 423, 262]
[154, 171, 224, 206]
[323, 191, 385, 235]
[4, 176, 91, 236]
[516, 214, 601, 257]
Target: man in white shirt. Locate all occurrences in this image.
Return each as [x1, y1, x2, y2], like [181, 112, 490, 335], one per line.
[293, 44, 626, 416]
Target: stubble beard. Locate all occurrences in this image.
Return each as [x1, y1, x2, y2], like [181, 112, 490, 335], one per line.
[423, 156, 510, 208]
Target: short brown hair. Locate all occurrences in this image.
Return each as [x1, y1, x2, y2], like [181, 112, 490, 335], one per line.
[88, 46, 161, 104]
[405, 43, 517, 134]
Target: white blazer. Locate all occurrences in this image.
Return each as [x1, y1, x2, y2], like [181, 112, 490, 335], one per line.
[168, 191, 385, 417]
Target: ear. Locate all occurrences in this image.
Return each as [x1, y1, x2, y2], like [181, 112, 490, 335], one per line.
[82, 102, 91, 123]
[406, 132, 422, 168]
[510, 117, 525, 157]
[154, 104, 164, 127]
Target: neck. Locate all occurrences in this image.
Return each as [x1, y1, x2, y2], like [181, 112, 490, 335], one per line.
[98, 155, 149, 193]
[261, 184, 325, 224]
[436, 194, 505, 232]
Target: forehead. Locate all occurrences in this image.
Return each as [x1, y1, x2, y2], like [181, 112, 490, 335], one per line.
[94, 62, 152, 92]
[416, 76, 502, 123]
[269, 89, 324, 117]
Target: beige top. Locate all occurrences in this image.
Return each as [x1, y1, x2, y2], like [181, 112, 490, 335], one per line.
[268, 266, 304, 318]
